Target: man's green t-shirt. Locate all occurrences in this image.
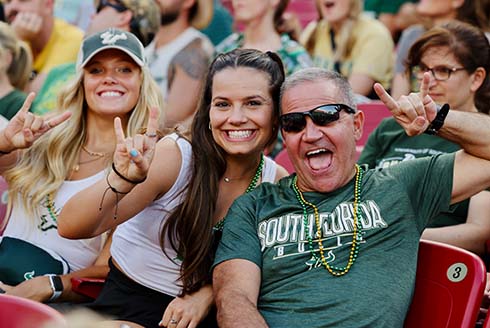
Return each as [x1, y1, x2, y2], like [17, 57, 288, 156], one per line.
[214, 154, 454, 328]
[358, 117, 467, 227]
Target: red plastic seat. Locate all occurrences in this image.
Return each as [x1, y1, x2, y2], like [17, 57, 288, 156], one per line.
[275, 148, 295, 174]
[0, 294, 65, 327]
[404, 240, 486, 328]
[357, 101, 392, 148]
[71, 277, 105, 300]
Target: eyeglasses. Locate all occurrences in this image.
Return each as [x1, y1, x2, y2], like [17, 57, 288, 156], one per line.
[97, 0, 127, 13]
[412, 64, 466, 81]
[280, 104, 356, 133]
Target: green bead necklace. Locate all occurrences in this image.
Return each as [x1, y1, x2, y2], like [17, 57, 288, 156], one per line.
[292, 164, 363, 276]
[214, 153, 265, 231]
[45, 194, 58, 222]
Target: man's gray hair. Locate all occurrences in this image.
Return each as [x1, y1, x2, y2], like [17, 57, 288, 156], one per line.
[280, 68, 357, 110]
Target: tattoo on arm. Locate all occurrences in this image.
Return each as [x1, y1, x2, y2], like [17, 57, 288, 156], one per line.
[170, 38, 211, 80]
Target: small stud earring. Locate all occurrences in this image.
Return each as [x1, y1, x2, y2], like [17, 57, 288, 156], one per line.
[209, 123, 212, 130]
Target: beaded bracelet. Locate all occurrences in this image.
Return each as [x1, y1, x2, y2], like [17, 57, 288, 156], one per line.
[111, 163, 147, 184]
[99, 174, 131, 220]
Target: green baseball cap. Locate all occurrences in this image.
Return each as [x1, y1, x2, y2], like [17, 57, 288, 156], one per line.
[77, 28, 145, 70]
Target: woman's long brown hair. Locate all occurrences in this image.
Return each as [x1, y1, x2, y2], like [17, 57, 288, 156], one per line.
[161, 49, 285, 294]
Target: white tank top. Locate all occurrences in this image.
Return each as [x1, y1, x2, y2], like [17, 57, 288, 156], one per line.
[111, 133, 192, 296]
[262, 156, 278, 183]
[111, 147, 278, 296]
[4, 170, 108, 272]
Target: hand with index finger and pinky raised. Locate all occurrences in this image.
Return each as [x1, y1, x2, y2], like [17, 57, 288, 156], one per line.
[112, 107, 160, 185]
[374, 73, 438, 136]
[0, 92, 72, 152]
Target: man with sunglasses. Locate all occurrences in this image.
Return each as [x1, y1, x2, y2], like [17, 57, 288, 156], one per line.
[212, 67, 490, 328]
[30, 0, 160, 115]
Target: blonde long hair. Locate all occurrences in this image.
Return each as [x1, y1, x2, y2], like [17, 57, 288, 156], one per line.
[3, 66, 164, 218]
[0, 21, 33, 90]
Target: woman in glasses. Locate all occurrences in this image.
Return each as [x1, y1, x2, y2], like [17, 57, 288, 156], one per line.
[359, 21, 490, 255]
[58, 48, 287, 328]
[391, 0, 490, 100]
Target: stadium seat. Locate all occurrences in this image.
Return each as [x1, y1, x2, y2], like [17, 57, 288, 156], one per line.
[404, 240, 486, 328]
[0, 294, 65, 327]
[357, 101, 392, 148]
[71, 277, 105, 300]
[275, 148, 295, 174]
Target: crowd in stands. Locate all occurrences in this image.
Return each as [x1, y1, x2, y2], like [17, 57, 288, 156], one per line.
[0, 0, 489, 327]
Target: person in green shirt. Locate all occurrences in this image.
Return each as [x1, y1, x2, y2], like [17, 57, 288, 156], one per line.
[212, 67, 490, 328]
[359, 21, 490, 256]
[0, 21, 32, 120]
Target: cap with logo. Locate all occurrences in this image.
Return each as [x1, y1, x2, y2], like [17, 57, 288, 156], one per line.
[77, 28, 145, 70]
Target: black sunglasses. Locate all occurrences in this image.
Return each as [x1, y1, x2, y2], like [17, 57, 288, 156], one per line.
[97, 0, 127, 13]
[280, 103, 356, 133]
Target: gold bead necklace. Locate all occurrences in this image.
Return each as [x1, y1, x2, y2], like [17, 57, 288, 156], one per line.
[292, 164, 363, 276]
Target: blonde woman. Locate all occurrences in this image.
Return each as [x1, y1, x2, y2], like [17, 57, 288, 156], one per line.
[0, 21, 32, 120]
[301, 0, 394, 98]
[0, 28, 163, 304]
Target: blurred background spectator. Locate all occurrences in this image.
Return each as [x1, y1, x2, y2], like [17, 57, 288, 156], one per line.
[145, 0, 214, 129]
[391, 0, 490, 100]
[363, 0, 419, 41]
[201, 0, 233, 46]
[3, 0, 84, 93]
[53, 0, 95, 32]
[300, 0, 394, 99]
[216, 0, 312, 76]
[0, 21, 32, 121]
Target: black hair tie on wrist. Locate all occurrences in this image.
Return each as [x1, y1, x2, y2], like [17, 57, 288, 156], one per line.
[111, 163, 147, 184]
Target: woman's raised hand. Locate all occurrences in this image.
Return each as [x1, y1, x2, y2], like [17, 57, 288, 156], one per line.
[0, 93, 72, 152]
[112, 107, 160, 183]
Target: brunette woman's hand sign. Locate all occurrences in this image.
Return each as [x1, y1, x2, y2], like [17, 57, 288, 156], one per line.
[112, 107, 160, 184]
[0, 93, 72, 153]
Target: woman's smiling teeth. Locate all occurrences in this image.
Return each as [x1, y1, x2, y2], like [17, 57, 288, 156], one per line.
[227, 130, 253, 139]
[100, 91, 123, 98]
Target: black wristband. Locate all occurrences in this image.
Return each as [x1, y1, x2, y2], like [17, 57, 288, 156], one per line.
[0, 150, 11, 155]
[46, 274, 63, 301]
[111, 163, 146, 184]
[424, 103, 450, 135]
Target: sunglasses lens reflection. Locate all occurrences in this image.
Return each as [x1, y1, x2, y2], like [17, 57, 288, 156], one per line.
[281, 111, 338, 132]
[281, 114, 306, 133]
